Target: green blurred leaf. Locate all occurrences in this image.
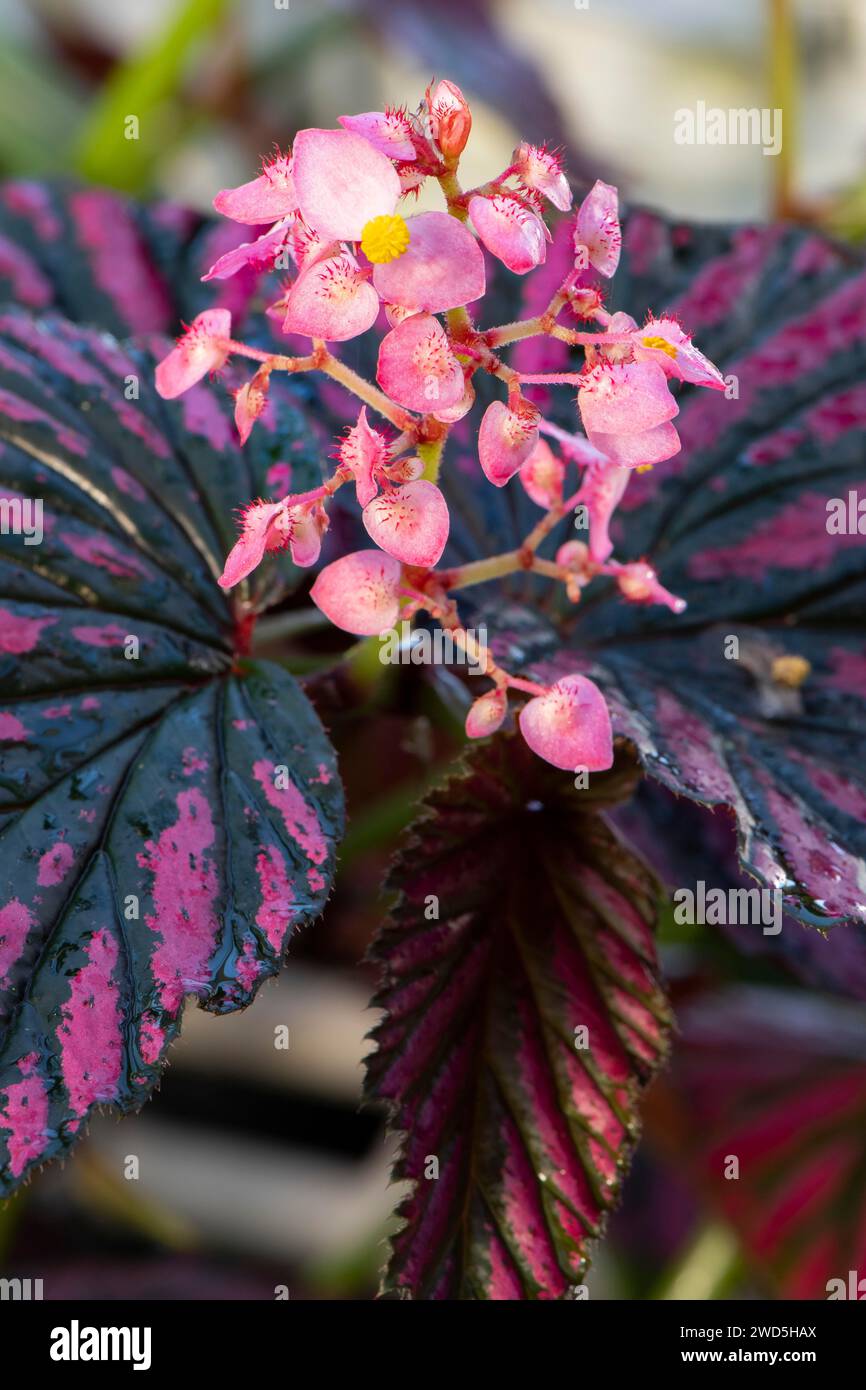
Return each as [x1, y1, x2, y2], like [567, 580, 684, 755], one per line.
[74, 0, 227, 191]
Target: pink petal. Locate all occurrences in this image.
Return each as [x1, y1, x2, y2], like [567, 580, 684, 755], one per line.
[376, 312, 464, 413]
[155, 309, 232, 399]
[362, 480, 449, 567]
[586, 421, 681, 470]
[311, 549, 402, 635]
[478, 399, 540, 487]
[465, 688, 508, 739]
[468, 194, 547, 275]
[513, 143, 572, 212]
[282, 253, 380, 342]
[574, 179, 621, 278]
[213, 155, 296, 224]
[292, 128, 400, 243]
[372, 211, 484, 313]
[339, 407, 389, 507]
[578, 360, 678, 435]
[518, 674, 613, 772]
[202, 218, 292, 281]
[338, 110, 416, 162]
[519, 438, 565, 508]
[218, 499, 287, 588]
[633, 316, 726, 390]
[573, 460, 631, 563]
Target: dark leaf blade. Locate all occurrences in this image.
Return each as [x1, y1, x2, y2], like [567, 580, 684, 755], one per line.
[442, 212, 866, 930]
[366, 737, 671, 1300]
[0, 180, 266, 338]
[649, 987, 866, 1299]
[0, 313, 343, 1196]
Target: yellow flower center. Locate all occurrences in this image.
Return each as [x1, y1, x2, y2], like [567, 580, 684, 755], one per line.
[771, 654, 811, 688]
[361, 214, 410, 264]
[636, 463, 655, 474]
[641, 335, 678, 359]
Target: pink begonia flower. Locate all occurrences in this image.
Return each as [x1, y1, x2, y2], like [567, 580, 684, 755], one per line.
[519, 437, 565, 508]
[202, 217, 293, 282]
[518, 674, 613, 772]
[282, 252, 380, 342]
[218, 497, 327, 588]
[479, 399, 541, 487]
[578, 359, 681, 470]
[573, 179, 621, 278]
[376, 312, 465, 413]
[213, 152, 297, 224]
[632, 316, 726, 390]
[468, 194, 547, 275]
[579, 360, 677, 436]
[339, 109, 417, 163]
[465, 688, 508, 740]
[573, 459, 631, 563]
[362, 480, 449, 567]
[234, 371, 269, 445]
[311, 549, 402, 635]
[288, 131, 484, 330]
[512, 143, 572, 212]
[609, 561, 686, 613]
[428, 80, 472, 158]
[339, 408, 391, 507]
[371, 211, 485, 313]
[155, 309, 232, 399]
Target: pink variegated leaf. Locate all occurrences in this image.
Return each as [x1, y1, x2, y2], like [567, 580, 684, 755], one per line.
[366, 737, 671, 1300]
[0, 312, 343, 1197]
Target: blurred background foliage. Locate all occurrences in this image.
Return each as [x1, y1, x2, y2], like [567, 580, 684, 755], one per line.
[1, 0, 865, 1302]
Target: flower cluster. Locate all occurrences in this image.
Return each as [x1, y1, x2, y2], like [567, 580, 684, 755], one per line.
[155, 80, 725, 774]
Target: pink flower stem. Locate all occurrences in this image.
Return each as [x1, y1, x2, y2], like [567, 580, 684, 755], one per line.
[312, 342, 419, 433]
[503, 674, 548, 697]
[222, 339, 316, 371]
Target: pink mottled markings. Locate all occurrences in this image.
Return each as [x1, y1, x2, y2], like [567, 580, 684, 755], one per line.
[69, 189, 170, 332]
[252, 759, 328, 865]
[0, 899, 35, 990]
[137, 789, 220, 1011]
[36, 840, 75, 888]
[689, 493, 862, 582]
[58, 928, 123, 1115]
[70, 623, 129, 647]
[63, 534, 149, 581]
[0, 711, 30, 741]
[139, 1013, 166, 1067]
[254, 847, 298, 952]
[0, 1054, 50, 1176]
[0, 234, 52, 307]
[0, 607, 57, 654]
